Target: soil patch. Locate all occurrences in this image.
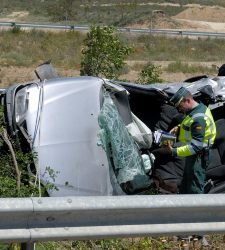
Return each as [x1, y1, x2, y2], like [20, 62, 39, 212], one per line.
[0, 11, 29, 22]
[174, 6, 225, 22]
[130, 5, 225, 32]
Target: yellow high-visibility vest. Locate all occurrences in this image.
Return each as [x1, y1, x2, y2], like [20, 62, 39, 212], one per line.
[175, 104, 216, 157]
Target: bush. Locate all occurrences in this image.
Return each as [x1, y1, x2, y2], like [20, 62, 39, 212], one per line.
[137, 62, 162, 84]
[11, 25, 21, 34]
[80, 26, 132, 79]
[0, 106, 57, 198]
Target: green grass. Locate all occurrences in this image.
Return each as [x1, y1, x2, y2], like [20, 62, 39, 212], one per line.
[0, 235, 224, 250]
[29, 235, 225, 250]
[166, 61, 216, 74]
[129, 35, 225, 62]
[36, 237, 171, 250]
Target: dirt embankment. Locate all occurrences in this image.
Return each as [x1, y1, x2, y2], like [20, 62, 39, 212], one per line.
[130, 5, 225, 32]
[173, 6, 225, 32]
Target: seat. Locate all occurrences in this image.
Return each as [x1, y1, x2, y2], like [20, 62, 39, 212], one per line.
[154, 103, 184, 132]
[206, 119, 225, 180]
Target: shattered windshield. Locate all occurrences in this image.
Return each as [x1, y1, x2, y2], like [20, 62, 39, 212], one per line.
[98, 91, 152, 194]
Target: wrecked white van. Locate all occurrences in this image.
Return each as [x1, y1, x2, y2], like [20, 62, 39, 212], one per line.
[3, 64, 225, 196]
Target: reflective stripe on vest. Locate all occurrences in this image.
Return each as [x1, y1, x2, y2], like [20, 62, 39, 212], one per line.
[177, 107, 216, 156]
[178, 109, 215, 144]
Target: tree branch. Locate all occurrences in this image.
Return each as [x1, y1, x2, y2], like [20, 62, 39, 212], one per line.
[0, 128, 21, 191]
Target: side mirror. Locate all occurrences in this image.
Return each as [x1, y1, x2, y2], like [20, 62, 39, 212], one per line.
[35, 60, 58, 81]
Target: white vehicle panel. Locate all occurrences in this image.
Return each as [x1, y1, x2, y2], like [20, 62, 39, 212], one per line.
[17, 77, 112, 196]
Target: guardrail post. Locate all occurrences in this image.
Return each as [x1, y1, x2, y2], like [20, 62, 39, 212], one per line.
[21, 243, 35, 250]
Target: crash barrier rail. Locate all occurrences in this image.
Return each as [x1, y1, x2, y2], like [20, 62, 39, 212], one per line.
[1, 21, 225, 38]
[1, 194, 225, 245]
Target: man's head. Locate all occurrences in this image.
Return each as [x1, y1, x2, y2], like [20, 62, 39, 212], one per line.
[170, 87, 196, 113]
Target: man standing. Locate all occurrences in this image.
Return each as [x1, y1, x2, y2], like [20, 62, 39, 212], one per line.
[169, 87, 216, 194]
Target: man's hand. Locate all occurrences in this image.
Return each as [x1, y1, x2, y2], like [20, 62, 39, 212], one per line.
[170, 126, 179, 136]
[164, 140, 173, 152]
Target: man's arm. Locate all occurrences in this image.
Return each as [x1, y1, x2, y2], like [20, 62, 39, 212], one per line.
[171, 118, 206, 157]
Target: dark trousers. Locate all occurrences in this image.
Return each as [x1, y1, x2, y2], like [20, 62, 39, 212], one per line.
[179, 151, 209, 194]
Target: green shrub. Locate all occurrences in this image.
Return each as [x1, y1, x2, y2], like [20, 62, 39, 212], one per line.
[11, 25, 21, 34]
[0, 106, 57, 198]
[80, 26, 132, 79]
[137, 62, 162, 84]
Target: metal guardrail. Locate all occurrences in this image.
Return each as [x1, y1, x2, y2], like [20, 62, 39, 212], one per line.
[1, 194, 225, 243]
[0, 21, 89, 31]
[0, 21, 225, 38]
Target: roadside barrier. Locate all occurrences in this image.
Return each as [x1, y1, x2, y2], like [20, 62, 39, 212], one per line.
[1, 22, 225, 38]
[1, 194, 225, 244]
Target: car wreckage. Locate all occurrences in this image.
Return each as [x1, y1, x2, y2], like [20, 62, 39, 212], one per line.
[1, 63, 225, 196]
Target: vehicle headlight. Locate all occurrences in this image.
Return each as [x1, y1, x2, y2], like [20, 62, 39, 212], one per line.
[15, 88, 28, 125]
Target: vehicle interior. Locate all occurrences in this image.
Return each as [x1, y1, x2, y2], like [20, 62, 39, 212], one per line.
[117, 82, 225, 194]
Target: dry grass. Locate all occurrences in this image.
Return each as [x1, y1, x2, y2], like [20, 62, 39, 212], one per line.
[0, 29, 224, 87]
[0, 29, 84, 68]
